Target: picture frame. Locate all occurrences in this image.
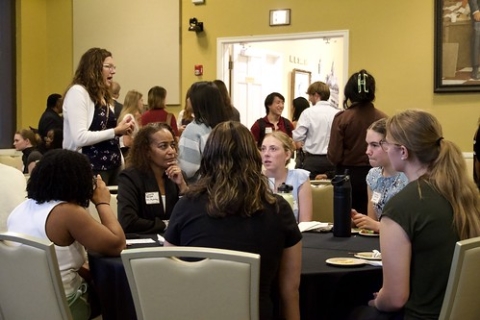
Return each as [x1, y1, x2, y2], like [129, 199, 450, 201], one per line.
[434, 0, 480, 92]
[291, 69, 311, 99]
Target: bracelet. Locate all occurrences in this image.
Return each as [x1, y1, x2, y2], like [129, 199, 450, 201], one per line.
[95, 202, 110, 207]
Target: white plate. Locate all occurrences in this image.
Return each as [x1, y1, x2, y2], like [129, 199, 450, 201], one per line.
[358, 230, 379, 237]
[354, 252, 382, 260]
[351, 228, 361, 234]
[326, 257, 366, 266]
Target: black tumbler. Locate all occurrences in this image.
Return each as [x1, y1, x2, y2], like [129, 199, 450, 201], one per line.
[331, 169, 352, 237]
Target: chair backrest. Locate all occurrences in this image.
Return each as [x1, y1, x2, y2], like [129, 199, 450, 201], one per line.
[121, 246, 260, 320]
[0, 232, 73, 320]
[88, 193, 118, 222]
[311, 180, 334, 223]
[439, 236, 480, 320]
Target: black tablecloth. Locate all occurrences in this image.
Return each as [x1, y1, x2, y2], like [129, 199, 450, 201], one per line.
[88, 232, 382, 320]
[299, 232, 383, 320]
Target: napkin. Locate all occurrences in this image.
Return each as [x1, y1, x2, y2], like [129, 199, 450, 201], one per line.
[298, 221, 330, 232]
[363, 260, 382, 267]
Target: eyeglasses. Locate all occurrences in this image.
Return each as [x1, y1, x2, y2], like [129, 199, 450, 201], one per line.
[103, 64, 116, 71]
[379, 140, 403, 152]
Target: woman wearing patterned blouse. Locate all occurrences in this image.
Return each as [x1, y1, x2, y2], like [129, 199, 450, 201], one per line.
[63, 48, 134, 185]
[351, 118, 408, 232]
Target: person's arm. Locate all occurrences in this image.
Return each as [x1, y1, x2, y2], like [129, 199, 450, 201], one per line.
[45, 176, 126, 256]
[370, 217, 411, 311]
[165, 164, 189, 194]
[297, 180, 312, 222]
[117, 171, 167, 234]
[250, 121, 260, 144]
[278, 241, 302, 320]
[292, 113, 308, 143]
[63, 86, 116, 148]
[351, 187, 381, 232]
[178, 126, 202, 179]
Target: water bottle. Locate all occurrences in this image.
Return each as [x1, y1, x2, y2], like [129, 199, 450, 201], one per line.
[277, 182, 294, 211]
[331, 170, 352, 237]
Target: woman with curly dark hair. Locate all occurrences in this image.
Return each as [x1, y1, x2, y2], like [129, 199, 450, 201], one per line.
[165, 121, 302, 320]
[62, 47, 135, 185]
[117, 123, 187, 234]
[7, 149, 125, 320]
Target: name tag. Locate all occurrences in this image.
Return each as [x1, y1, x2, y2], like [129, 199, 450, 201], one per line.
[371, 191, 381, 205]
[145, 192, 160, 204]
[265, 127, 273, 134]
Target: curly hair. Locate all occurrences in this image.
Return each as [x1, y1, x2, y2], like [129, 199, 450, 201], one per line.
[126, 123, 177, 172]
[387, 110, 480, 240]
[27, 149, 94, 207]
[68, 47, 113, 106]
[343, 69, 376, 109]
[187, 121, 277, 218]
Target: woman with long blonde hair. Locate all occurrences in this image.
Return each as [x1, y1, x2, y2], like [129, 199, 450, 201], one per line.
[118, 90, 143, 156]
[354, 110, 480, 319]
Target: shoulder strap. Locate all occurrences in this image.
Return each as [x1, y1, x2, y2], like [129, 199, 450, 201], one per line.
[283, 117, 292, 136]
[258, 118, 266, 147]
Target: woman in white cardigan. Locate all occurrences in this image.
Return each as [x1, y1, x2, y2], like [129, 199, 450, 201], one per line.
[63, 47, 134, 185]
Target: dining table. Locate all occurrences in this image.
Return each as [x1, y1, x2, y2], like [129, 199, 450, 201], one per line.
[88, 231, 383, 320]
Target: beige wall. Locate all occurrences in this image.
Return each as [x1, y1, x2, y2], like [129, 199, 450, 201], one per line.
[17, 0, 480, 151]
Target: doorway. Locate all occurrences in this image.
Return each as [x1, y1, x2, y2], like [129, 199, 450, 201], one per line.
[217, 30, 349, 128]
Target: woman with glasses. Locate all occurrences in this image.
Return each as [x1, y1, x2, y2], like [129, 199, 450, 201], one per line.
[165, 121, 302, 320]
[8, 149, 125, 320]
[351, 118, 408, 233]
[352, 110, 480, 319]
[327, 70, 387, 215]
[117, 123, 187, 234]
[63, 47, 135, 185]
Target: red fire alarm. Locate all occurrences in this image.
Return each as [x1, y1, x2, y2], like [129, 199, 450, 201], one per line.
[194, 64, 203, 76]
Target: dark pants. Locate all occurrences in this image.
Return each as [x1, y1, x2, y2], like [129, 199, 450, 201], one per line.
[335, 165, 371, 215]
[301, 153, 335, 180]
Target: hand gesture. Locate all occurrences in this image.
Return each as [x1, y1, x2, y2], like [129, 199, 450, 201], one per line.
[91, 175, 111, 205]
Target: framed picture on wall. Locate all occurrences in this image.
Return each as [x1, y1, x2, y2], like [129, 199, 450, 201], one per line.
[434, 0, 480, 92]
[291, 69, 312, 99]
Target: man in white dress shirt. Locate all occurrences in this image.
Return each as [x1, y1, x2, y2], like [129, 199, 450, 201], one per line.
[292, 81, 339, 179]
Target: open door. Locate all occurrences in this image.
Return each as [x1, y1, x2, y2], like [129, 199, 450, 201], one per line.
[230, 44, 283, 129]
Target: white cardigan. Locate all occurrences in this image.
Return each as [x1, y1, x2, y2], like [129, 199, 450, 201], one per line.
[63, 84, 116, 151]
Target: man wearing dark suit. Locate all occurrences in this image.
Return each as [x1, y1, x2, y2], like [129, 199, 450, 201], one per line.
[38, 93, 63, 144]
[112, 81, 123, 121]
[469, 0, 480, 79]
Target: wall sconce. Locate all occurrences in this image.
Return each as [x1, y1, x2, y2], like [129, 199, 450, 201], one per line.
[188, 18, 204, 32]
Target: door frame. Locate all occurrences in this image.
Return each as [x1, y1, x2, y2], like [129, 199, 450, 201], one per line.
[216, 29, 350, 95]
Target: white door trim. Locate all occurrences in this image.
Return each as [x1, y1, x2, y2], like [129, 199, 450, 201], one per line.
[216, 30, 350, 82]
